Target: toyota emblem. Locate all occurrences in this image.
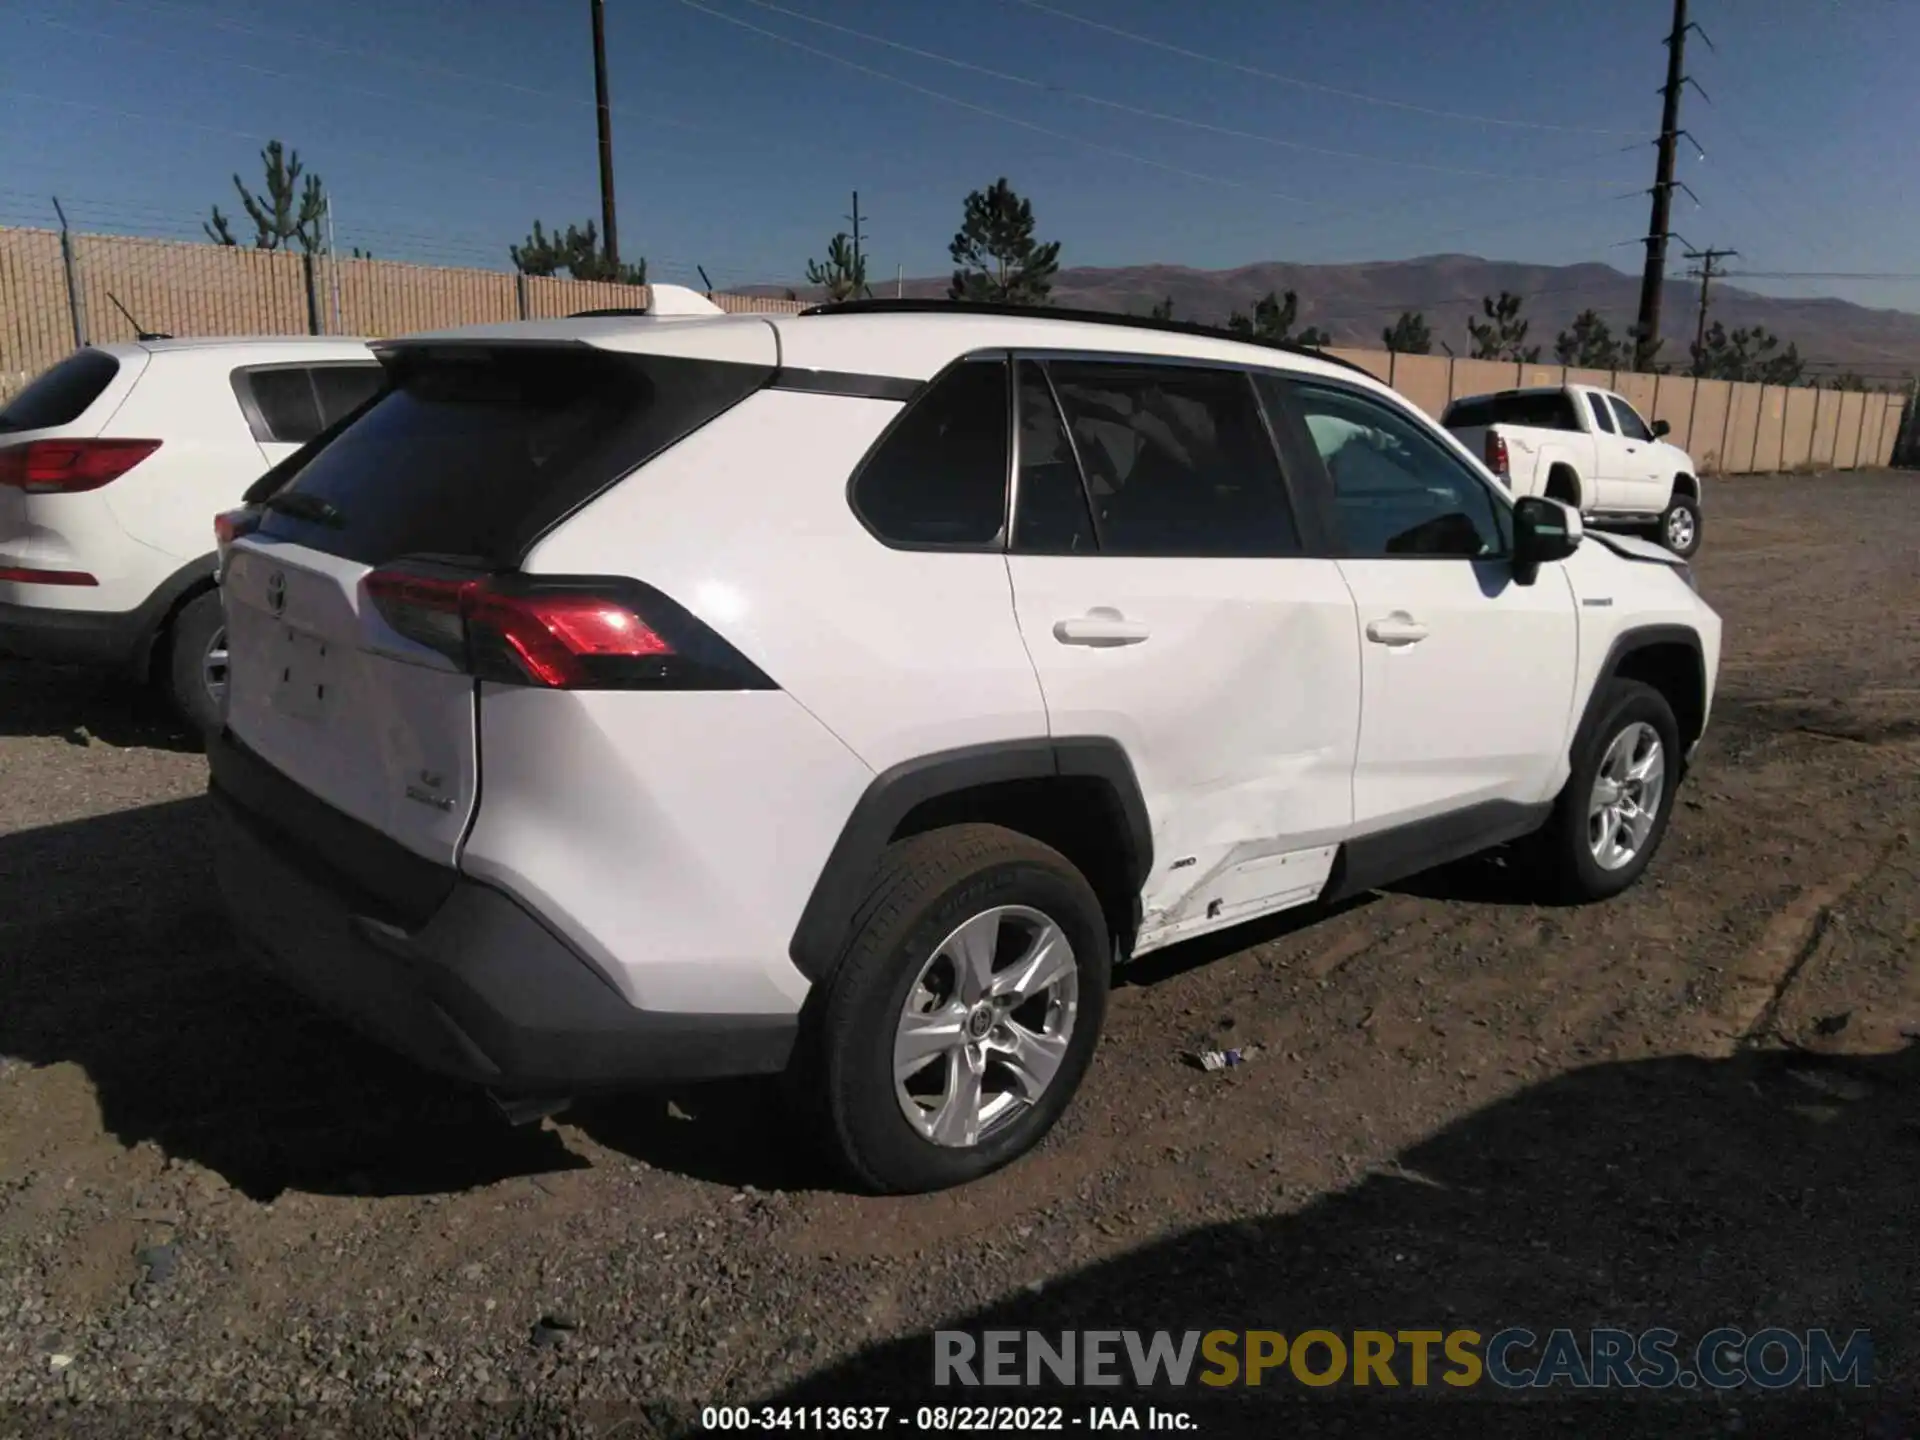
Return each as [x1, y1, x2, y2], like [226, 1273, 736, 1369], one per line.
[266, 570, 287, 616]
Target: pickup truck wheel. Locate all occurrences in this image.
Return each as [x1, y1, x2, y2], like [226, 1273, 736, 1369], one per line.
[1527, 679, 1681, 903]
[1658, 495, 1702, 557]
[798, 823, 1110, 1194]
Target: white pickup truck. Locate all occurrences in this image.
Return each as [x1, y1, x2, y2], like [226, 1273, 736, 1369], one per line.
[1443, 384, 1703, 557]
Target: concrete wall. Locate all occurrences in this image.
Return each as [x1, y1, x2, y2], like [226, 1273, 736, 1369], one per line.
[0, 224, 1902, 471]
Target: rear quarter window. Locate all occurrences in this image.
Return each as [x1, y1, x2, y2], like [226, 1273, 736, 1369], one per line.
[0, 349, 121, 431]
[255, 347, 772, 567]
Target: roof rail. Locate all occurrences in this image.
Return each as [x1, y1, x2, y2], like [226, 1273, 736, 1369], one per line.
[797, 297, 1373, 379]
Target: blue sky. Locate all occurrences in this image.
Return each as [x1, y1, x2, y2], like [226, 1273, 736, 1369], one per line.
[3, 0, 1916, 309]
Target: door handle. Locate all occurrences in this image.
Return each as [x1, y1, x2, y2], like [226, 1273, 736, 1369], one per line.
[1365, 613, 1429, 647]
[1054, 609, 1151, 647]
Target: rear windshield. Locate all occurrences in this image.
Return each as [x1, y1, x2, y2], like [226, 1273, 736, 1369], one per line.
[1444, 391, 1580, 432]
[0, 349, 120, 432]
[255, 347, 772, 566]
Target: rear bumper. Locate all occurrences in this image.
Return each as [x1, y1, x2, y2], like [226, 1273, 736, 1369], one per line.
[208, 730, 798, 1094]
[0, 597, 149, 670]
[0, 554, 217, 675]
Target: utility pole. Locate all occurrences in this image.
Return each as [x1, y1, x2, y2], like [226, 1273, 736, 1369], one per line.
[1683, 246, 1737, 373]
[1633, 0, 1709, 372]
[590, 0, 620, 268]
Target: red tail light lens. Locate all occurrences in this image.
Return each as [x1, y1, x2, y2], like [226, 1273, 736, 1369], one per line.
[1485, 431, 1510, 479]
[0, 439, 161, 493]
[364, 565, 774, 692]
[214, 507, 261, 550]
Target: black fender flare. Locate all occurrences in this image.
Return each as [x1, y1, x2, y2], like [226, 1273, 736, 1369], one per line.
[788, 737, 1153, 983]
[1573, 623, 1708, 761]
[128, 551, 219, 677]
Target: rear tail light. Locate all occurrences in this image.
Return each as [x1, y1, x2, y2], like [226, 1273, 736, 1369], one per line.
[1484, 431, 1510, 481]
[0, 439, 161, 493]
[364, 564, 776, 692]
[214, 507, 261, 580]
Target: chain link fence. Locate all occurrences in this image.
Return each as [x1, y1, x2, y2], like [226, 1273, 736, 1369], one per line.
[0, 221, 1906, 471]
[0, 221, 803, 400]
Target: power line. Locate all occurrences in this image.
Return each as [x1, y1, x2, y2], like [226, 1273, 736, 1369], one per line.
[730, 0, 1643, 187]
[674, 0, 1640, 254]
[1724, 271, 1920, 282]
[1006, 0, 1638, 137]
[671, 0, 1330, 208]
[14, 13, 592, 146]
[91, 0, 705, 133]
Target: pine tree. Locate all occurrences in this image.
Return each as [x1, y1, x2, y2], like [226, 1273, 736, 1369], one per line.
[510, 220, 645, 285]
[805, 232, 868, 303]
[1467, 290, 1540, 363]
[1227, 290, 1300, 344]
[1689, 321, 1804, 385]
[948, 178, 1060, 305]
[1381, 311, 1432, 354]
[205, 140, 327, 253]
[1148, 296, 1175, 321]
[1553, 309, 1633, 369]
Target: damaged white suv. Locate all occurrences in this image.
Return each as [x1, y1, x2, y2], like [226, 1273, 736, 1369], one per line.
[210, 294, 1723, 1193]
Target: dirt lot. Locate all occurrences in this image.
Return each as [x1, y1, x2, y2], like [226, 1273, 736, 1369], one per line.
[2, 472, 1916, 1438]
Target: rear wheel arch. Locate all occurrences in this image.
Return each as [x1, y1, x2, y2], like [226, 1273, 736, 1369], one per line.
[789, 738, 1153, 983]
[1545, 462, 1583, 509]
[136, 553, 220, 680]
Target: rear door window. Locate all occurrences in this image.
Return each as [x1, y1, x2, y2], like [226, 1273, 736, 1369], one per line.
[1587, 393, 1617, 434]
[0, 348, 120, 431]
[255, 347, 772, 566]
[1011, 361, 1097, 555]
[1044, 360, 1300, 557]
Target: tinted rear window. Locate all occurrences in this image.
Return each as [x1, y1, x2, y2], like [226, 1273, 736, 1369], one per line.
[0, 349, 120, 432]
[256, 347, 771, 566]
[1444, 391, 1579, 432]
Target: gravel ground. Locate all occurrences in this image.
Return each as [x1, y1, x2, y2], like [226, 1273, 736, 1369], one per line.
[2, 471, 1916, 1439]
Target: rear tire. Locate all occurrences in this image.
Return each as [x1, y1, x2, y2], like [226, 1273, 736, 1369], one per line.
[163, 589, 227, 738]
[1658, 494, 1703, 557]
[1527, 679, 1681, 903]
[800, 823, 1109, 1194]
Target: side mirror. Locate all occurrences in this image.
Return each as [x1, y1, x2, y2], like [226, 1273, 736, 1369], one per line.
[1512, 495, 1582, 584]
[1651, 418, 1671, 438]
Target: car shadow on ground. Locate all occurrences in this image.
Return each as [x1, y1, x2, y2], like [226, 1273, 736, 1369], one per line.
[752, 1042, 1919, 1440]
[0, 796, 584, 1200]
[0, 657, 200, 752]
[0, 788, 1668, 1202]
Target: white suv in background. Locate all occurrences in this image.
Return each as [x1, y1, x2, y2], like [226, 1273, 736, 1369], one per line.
[0, 336, 381, 731]
[209, 300, 1722, 1193]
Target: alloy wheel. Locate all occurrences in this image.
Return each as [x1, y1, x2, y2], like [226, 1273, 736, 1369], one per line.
[892, 905, 1079, 1148]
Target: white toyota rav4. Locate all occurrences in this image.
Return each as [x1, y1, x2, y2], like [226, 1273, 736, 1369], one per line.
[210, 299, 1723, 1193]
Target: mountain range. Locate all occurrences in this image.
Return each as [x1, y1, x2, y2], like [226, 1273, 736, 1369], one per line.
[755, 255, 1920, 375]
